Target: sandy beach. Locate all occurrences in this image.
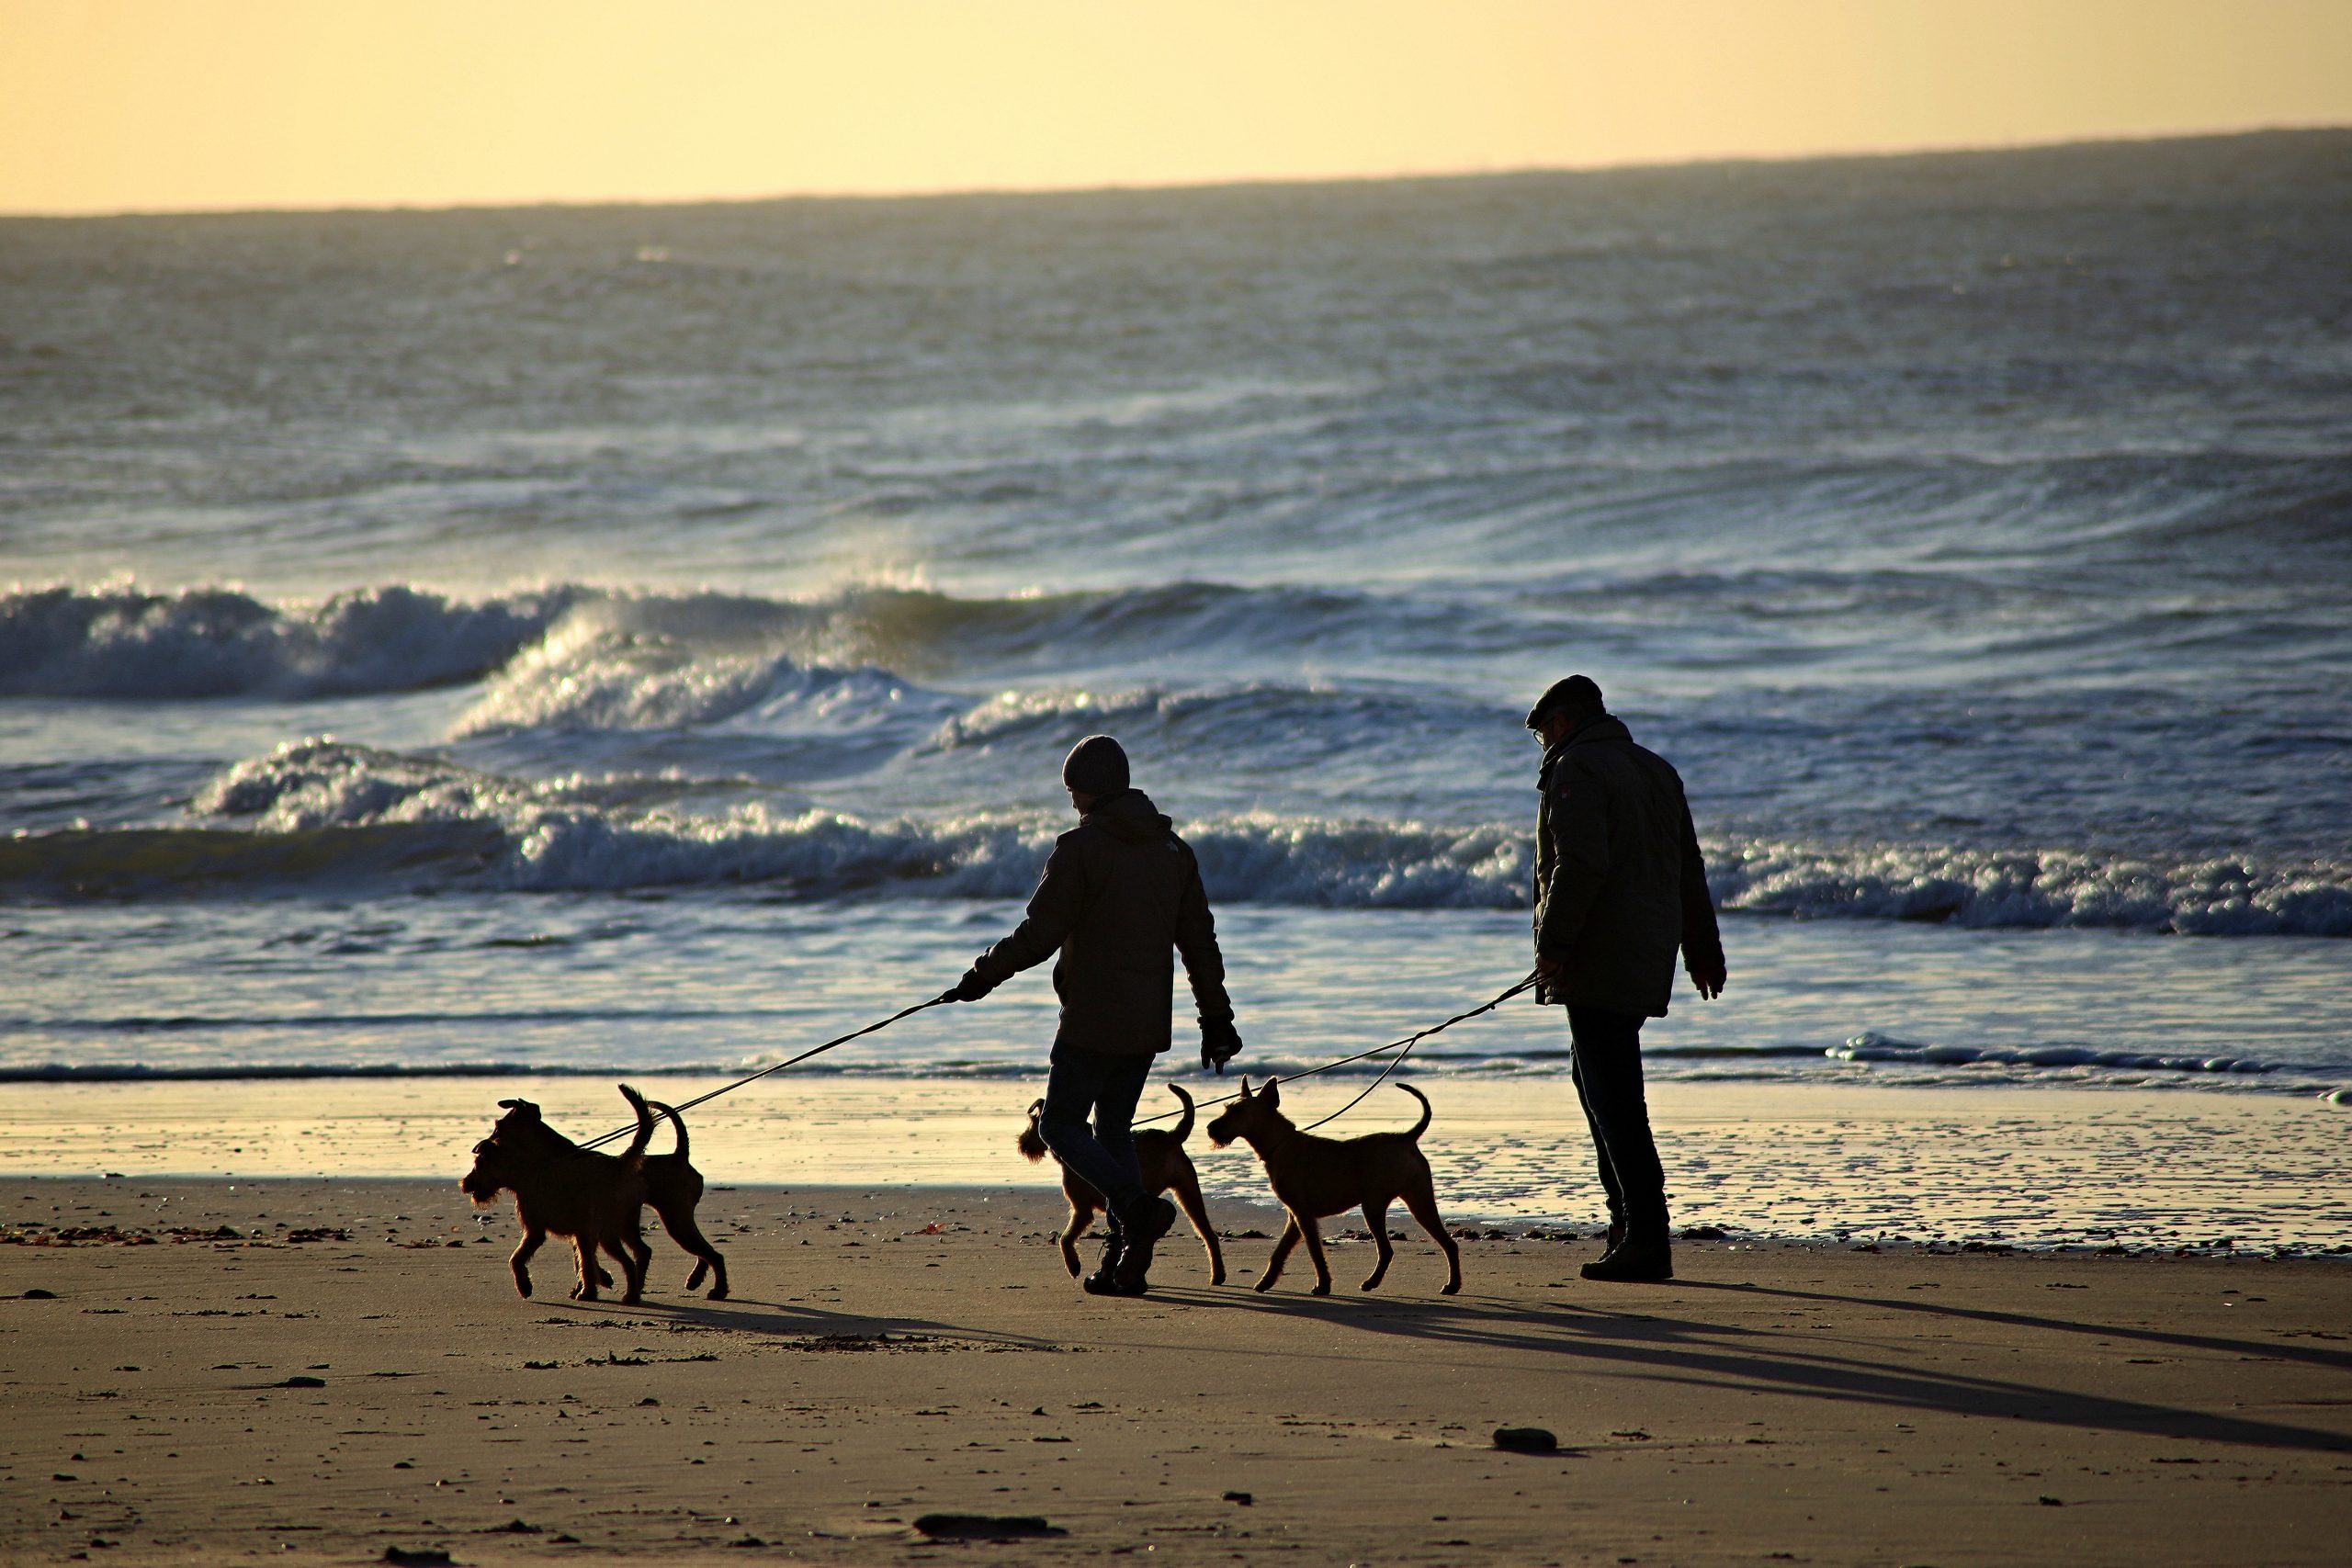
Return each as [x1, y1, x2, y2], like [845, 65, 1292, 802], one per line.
[6, 1176, 2347, 1566]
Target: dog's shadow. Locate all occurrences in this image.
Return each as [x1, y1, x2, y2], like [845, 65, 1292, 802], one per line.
[567, 1292, 1071, 1355]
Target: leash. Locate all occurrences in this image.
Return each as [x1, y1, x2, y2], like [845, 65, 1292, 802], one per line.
[1131, 969, 1542, 1130]
[569, 968, 1538, 1150]
[574, 994, 954, 1151]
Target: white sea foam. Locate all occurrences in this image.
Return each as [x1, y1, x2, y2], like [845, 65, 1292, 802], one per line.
[160, 742, 2352, 937]
[447, 603, 956, 738]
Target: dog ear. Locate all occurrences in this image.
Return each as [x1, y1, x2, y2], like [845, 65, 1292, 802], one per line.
[1236, 1076, 1253, 1098]
[1261, 1077, 1281, 1108]
[1026, 1099, 1046, 1118]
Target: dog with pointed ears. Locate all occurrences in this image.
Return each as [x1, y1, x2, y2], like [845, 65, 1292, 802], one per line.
[1205, 1077, 1460, 1296]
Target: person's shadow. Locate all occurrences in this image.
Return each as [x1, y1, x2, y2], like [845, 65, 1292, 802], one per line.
[1133, 1276, 2352, 1456]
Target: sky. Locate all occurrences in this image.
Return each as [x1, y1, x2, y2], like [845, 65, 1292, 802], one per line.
[4, 0, 2349, 215]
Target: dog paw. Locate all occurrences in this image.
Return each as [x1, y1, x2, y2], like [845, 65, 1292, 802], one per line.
[1441, 1281, 1461, 1295]
[1253, 1280, 1275, 1293]
[1310, 1283, 1331, 1297]
[514, 1280, 534, 1299]
[707, 1287, 729, 1302]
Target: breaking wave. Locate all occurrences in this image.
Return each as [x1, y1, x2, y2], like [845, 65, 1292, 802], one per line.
[3, 738, 2345, 935]
[0, 578, 1436, 704]
[0, 583, 585, 699]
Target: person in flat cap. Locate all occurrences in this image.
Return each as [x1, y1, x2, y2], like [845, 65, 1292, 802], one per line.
[1524, 676, 1726, 1282]
[944, 734, 1243, 1296]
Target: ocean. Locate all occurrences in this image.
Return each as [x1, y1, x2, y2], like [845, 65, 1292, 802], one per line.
[4, 132, 2349, 1220]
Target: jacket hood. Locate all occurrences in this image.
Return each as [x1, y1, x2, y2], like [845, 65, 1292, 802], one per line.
[1538, 714, 1632, 790]
[1082, 787, 1175, 844]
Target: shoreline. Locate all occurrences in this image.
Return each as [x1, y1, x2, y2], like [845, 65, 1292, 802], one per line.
[6, 1179, 2348, 1566]
[3, 1076, 2345, 1255]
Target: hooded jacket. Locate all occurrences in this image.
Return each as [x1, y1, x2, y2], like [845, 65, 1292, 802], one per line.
[969, 788, 1233, 1055]
[1533, 714, 1724, 1018]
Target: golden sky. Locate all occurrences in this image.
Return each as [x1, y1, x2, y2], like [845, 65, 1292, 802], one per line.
[5, 0, 2349, 215]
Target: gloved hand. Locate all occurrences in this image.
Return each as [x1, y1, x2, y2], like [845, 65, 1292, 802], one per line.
[1200, 1016, 1243, 1075]
[938, 968, 993, 1005]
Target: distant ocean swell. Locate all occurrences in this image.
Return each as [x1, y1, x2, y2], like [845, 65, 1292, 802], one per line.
[1, 737, 2343, 934]
[0, 580, 1438, 701]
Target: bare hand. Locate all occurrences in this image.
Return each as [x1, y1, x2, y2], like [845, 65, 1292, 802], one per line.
[1690, 962, 1726, 1001]
[1534, 956, 1563, 982]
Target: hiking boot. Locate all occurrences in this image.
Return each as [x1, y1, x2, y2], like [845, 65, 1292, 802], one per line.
[1080, 1233, 1130, 1296]
[1111, 1196, 1177, 1294]
[1579, 1239, 1672, 1282]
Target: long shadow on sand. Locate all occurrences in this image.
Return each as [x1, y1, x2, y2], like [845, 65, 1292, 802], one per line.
[564, 1293, 1071, 1354]
[1672, 1277, 2352, 1373]
[1144, 1283, 2352, 1456]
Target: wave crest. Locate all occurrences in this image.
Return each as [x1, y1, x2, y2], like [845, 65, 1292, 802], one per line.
[0, 583, 585, 699]
[9, 740, 2340, 934]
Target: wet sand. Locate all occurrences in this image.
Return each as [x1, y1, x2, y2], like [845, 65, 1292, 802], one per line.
[5, 1077, 2346, 1251]
[5, 1178, 2348, 1566]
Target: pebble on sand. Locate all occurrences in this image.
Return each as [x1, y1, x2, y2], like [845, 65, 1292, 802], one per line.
[913, 1513, 1066, 1539]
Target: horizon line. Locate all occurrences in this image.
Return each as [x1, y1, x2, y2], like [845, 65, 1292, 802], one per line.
[6, 121, 2344, 223]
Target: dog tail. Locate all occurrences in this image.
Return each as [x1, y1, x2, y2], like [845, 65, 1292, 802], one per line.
[1396, 1082, 1433, 1140]
[1166, 1083, 1195, 1144]
[616, 1084, 656, 1164]
[647, 1099, 690, 1160]
[1015, 1099, 1050, 1163]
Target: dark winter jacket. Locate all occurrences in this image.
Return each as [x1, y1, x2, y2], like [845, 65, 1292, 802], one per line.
[968, 789, 1233, 1055]
[1532, 715, 1724, 1018]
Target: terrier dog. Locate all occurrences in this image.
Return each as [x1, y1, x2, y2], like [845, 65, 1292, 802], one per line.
[464, 1088, 729, 1300]
[1017, 1084, 1225, 1286]
[1205, 1077, 1461, 1297]
[462, 1084, 654, 1303]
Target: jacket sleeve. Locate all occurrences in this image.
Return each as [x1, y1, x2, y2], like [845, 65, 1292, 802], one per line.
[1676, 799, 1724, 972]
[1534, 765, 1610, 962]
[970, 836, 1088, 990]
[1172, 854, 1234, 1025]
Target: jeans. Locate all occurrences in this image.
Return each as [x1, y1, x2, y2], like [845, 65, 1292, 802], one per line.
[1039, 1044, 1152, 1227]
[1566, 1006, 1669, 1242]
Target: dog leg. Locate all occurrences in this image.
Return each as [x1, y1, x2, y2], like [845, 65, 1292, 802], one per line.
[571, 1235, 601, 1301]
[1057, 1193, 1094, 1280]
[1402, 1175, 1461, 1295]
[1170, 1167, 1224, 1285]
[509, 1226, 546, 1299]
[656, 1202, 729, 1299]
[1359, 1199, 1395, 1292]
[613, 1226, 650, 1304]
[1297, 1213, 1333, 1296]
[1255, 1217, 1301, 1292]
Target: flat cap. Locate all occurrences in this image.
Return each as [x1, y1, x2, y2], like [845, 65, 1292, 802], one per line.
[1524, 674, 1604, 729]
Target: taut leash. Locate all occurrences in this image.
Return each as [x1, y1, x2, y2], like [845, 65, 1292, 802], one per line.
[569, 968, 1539, 1150]
[1132, 969, 1542, 1130]
[574, 993, 953, 1151]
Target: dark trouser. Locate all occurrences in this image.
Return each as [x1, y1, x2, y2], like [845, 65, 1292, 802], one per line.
[1039, 1043, 1152, 1228]
[1566, 1006, 1669, 1243]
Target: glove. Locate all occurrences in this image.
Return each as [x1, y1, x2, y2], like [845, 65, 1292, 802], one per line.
[939, 968, 993, 1005]
[1200, 1017, 1243, 1075]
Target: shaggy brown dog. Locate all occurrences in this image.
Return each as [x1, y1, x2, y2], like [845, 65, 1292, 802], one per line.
[461, 1084, 654, 1303]
[1017, 1084, 1225, 1286]
[465, 1089, 730, 1300]
[1205, 1077, 1460, 1297]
